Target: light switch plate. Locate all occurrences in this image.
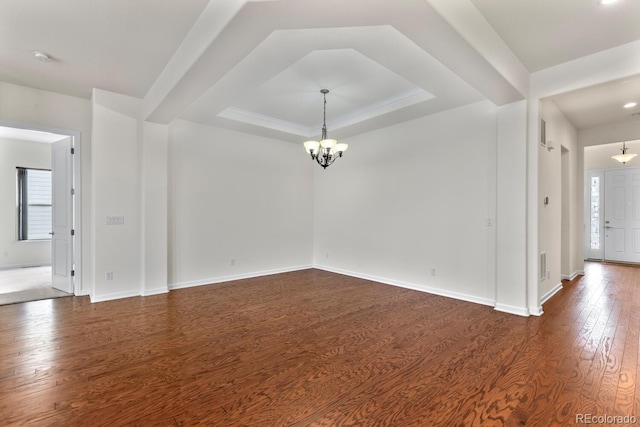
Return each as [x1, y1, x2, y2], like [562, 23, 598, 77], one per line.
[106, 216, 125, 225]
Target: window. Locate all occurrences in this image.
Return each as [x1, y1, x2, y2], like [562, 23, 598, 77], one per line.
[590, 175, 600, 250]
[17, 168, 52, 241]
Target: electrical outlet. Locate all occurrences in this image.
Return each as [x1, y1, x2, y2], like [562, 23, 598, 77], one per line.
[326, 252, 329, 259]
[105, 272, 113, 281]
[431, 268, 436, 276]
[230, 258, 236, 266]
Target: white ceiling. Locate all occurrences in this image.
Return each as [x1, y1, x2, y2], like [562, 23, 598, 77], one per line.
[0, 0, 209, 99]
[0, 126, 67, 144]
[551, 74, 640, 130]
[1, 0, 639, 141]
[471, 0, 640, 73]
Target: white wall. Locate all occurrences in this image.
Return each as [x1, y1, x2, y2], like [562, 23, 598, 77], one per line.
[584, 140, 640, 171]
[495, 100, 528, 315]
[0, 138, 51, 269]
[141, 122, 169, 296]
[167, 120, 313, 288]
[538, 99, 580, 302]
[91, 95, 143, 300]
[313, 101, 498, 307]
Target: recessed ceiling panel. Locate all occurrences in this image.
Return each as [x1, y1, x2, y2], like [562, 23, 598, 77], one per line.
[221, 48, 434, 133]
[180, 24, 484, 141]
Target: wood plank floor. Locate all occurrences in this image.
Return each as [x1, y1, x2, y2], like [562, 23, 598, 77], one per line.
[1, 263, 639, 426]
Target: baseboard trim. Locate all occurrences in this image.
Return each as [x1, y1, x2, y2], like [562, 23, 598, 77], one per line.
[169, 265, 313, 291]
[529, 306, 544, 316]
[90, 290, 140, 303]
[142, 287, 169, 297]
[541, 282, 563, 306]
[314, 264, 495, 308]
[494, 304, 530, 317]
[561, 270, 584, 281]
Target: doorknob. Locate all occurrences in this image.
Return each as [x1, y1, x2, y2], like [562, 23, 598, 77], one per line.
[49, 232, 54, 235]
[605, 226, 613, 229]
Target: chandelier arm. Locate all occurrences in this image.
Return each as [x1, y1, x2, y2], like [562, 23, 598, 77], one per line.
[315, 148, 338, 169]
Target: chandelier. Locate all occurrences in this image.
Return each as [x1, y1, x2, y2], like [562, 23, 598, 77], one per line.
[612, 141, 637, 164]
[303, 89, 348, 169]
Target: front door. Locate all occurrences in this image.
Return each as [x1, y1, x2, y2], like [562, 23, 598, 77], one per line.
[51, 137, 73, 293]
[604, 168, 640, 263]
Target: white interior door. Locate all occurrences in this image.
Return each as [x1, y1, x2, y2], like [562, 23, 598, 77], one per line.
[604, 168, 640, 263]
[52, 137, 73, 293]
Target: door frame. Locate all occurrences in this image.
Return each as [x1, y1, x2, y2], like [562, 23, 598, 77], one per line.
[0, 120, 83, 295]
[584, 166, 640, 263]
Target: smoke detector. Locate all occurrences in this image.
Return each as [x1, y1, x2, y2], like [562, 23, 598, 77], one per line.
[33, 51, 51, 63]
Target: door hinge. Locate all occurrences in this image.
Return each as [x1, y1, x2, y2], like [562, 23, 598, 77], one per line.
[71, 188, 75, 196]
[71, 229, 75, 236]
[71, 270, 75, 277]
[71, 147, 75, 155]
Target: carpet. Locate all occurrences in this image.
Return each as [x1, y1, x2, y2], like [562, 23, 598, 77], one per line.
[0, 266, 72, 306]
[0, 287, 71, 306]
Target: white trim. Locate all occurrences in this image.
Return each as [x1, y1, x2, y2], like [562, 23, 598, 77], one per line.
[314, 264, 495, 308]
[90, 290, 140, 303]
[540, 282, 563, 305]
[218, 108, 311, 137]
[218, 89, 434, 138]
[494, 304, 530, 317]
[561, 270, 584, 281]
[142, 287, 169, 297]
[169, 265, 313, 290]
[327, 88, 435, 131]
[529, 306, 544, 316]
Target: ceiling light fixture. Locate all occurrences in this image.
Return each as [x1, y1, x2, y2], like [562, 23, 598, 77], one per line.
[33, 51, 51, 63]
[303, 89, 348, 169]
[623, 102, 637, 108]
[612, 141, 637, 164]
[598, 0, 618, 5]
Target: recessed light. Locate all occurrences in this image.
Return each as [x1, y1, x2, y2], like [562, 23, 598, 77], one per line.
[33, 51, 51, 63]
[624, 102, 638, 108]
[598, 0, 618, 4]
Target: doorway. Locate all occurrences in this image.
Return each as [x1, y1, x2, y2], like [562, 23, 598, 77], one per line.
[0, 123, 81, 304]
[585, 166, 640, 263]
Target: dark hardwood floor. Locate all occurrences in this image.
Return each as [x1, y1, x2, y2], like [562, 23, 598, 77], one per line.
[1, 262, 638, 426]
